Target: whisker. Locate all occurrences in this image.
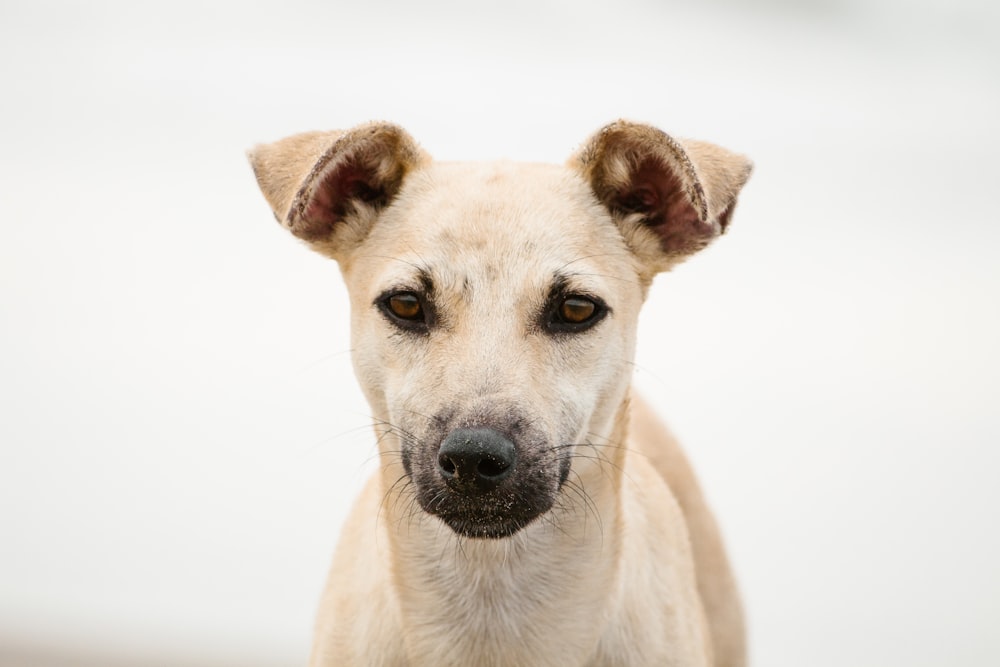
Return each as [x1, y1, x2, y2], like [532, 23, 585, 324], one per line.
[566, 270, 643, 287]
[293, 348, 355, 374]
[557, 251, 633, 272]
[354, 253, 428, 274]
[378, 472, 413, 527]
[562, 473, 604, 539]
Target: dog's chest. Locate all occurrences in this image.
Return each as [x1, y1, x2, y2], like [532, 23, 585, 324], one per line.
[393, 538, 615, 666]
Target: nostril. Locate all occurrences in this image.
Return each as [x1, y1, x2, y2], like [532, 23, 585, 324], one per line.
[477, 457, 507, 479]
[439, 455, 457, 476]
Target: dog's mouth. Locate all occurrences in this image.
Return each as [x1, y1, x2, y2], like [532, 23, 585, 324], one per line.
[404, 426, 568, 539]
[429, 495, 548, 539]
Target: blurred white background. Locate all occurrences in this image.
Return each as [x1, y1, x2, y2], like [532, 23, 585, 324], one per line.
[1, 0, 998, 665]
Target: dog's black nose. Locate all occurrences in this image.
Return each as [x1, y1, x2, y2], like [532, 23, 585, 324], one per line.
[437, 428, 516, 493]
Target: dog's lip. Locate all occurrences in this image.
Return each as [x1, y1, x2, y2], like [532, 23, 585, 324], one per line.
[436, 512, 539, 539]
[420, 486, 550, 539]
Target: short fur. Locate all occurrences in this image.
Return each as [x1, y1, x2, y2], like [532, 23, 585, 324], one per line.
[248, 120, 752, 667]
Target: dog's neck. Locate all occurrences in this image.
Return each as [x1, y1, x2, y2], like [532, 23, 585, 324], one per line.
[376, 395, 633, 663]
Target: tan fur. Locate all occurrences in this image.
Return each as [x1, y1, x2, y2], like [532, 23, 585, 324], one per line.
[248, 121, 752, 667]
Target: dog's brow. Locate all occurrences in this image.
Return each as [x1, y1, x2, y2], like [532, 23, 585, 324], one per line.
[417, 267, 434, 297]
[548, 271, 600, 297]
[550, 273, 571, 295]
[381, 264, 434, 294]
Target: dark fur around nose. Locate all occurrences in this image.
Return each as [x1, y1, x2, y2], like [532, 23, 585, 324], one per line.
[437, 428, 516, 494]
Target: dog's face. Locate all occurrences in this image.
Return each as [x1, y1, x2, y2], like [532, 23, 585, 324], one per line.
[249, 122, 751, 538]
[342, 162, 643, 537]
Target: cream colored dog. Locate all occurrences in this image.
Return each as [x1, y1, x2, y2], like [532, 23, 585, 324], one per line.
[249, 121, 752, 667]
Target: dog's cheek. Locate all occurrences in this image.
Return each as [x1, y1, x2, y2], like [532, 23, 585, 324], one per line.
[562, 330, 634, 444]
[352, 342, 428, 437]
[349, 337, 388, 414]
[552, 327, 635, 430]
[351, 312, 432, 409]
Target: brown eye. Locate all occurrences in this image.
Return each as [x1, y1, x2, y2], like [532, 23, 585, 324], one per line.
[559, 297, 597, 324]
[546, 294, 607, 334]
[387, 293, 423, 321]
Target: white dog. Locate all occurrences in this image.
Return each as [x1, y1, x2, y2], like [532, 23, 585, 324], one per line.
[249, 120, 752, 667]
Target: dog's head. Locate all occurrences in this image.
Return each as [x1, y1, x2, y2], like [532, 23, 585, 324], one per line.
[249, 121, 751, 539]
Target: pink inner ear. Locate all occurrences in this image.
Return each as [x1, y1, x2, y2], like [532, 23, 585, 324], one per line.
[618, 158, 715, 256]
[300, 160, 379, 241]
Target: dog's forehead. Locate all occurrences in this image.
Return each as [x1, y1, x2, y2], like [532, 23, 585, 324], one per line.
[359, 160, 630, 286]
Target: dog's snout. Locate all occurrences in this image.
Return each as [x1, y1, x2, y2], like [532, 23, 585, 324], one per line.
[437, 428, 516, 493]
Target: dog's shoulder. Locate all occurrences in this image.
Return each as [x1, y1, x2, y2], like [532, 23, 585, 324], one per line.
[310, 475, 407, 666]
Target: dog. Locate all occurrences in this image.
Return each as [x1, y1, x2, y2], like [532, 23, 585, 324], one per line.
[248, 120, 752, 667]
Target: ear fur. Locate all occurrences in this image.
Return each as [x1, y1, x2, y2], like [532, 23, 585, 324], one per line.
[571, 120, 752, 272]
[247, 122, 427, 254]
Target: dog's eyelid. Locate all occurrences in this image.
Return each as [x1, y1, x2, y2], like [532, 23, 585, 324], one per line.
[373, 285, 423, 304]
[554, 285, 610, 311]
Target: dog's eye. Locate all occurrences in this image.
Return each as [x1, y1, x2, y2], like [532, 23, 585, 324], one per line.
[386, 293, 424, 321]
[559, 297, 596, 324]
[547, 294, 607, 333]
[377, 289, 434, 333]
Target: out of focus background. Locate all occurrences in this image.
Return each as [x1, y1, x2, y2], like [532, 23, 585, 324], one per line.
[1, 0, 998, 665]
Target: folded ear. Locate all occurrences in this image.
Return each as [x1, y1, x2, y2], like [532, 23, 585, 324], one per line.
[247, 122, 427, 254]
[571, 121, 752, 272]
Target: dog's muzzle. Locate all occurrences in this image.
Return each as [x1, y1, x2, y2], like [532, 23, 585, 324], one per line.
[404, 419, 563, 540]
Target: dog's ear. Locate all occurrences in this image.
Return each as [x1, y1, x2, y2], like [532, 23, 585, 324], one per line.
[571, 121, 752, 273]
[247, 122, 426, 253]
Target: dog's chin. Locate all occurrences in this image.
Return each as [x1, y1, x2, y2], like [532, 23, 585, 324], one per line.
[437, 515, 537, 539]
[418, 491, 554, 540]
